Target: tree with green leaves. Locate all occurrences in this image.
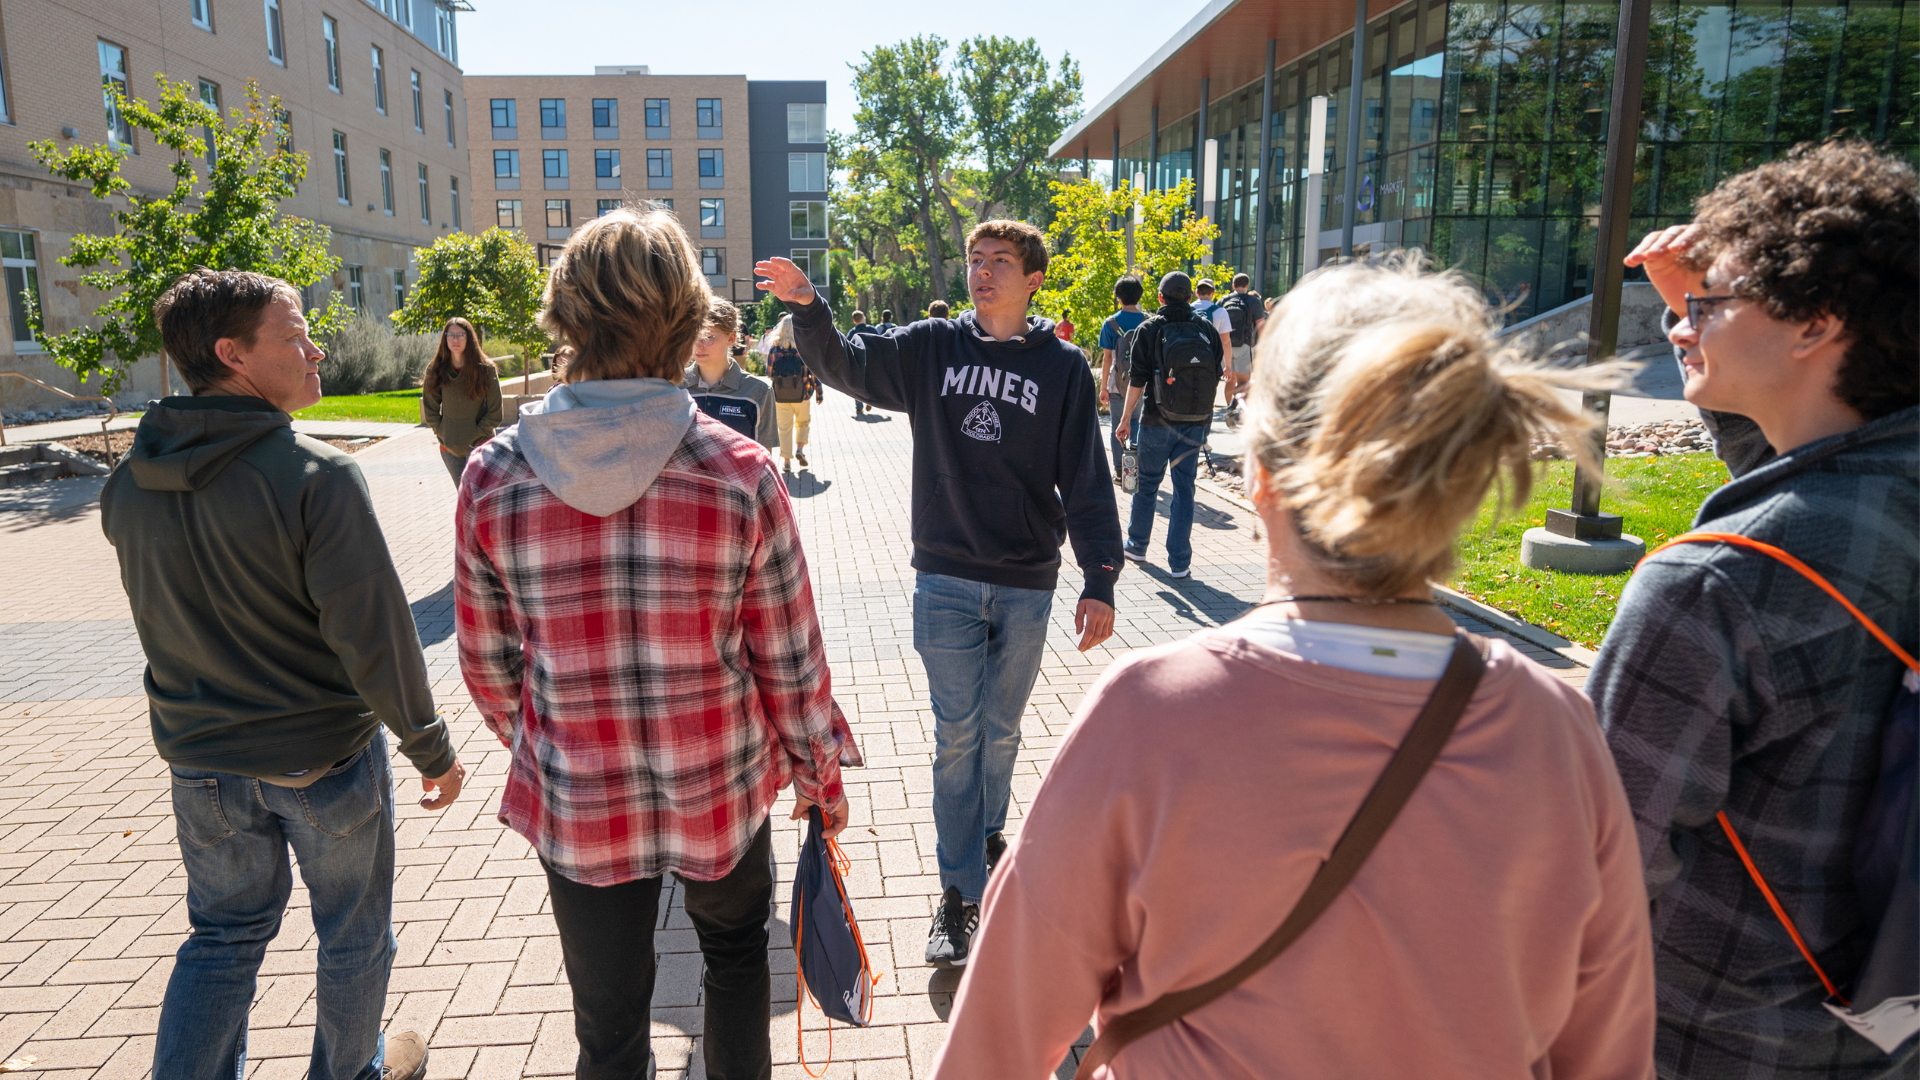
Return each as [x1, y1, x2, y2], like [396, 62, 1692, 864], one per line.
[28, 77, 344, 396]
[392, 227, 546, 353]
[955, 37, 1084, 226]
[850, 36, 969, 304]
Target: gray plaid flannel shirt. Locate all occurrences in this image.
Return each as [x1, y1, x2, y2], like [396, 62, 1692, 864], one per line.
[1592, 405, 1918, 1079]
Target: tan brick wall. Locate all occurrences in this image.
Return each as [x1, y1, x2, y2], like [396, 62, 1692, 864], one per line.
[0, 0, 470, 410]
[462, 73, 752, 290]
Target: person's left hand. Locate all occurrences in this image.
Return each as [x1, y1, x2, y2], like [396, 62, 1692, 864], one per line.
[1075, 599, 1115, 652]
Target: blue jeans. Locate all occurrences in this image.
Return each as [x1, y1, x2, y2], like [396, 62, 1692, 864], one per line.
[156, 732, 397, 1080]
[913, 572, 1054, 903]
[1126, 422, 1210, 574]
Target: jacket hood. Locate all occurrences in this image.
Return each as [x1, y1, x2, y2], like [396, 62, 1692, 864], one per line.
[516, 377, 696, 517]
[954, 309, 1059, 349]
[127, 396, 290, 491]
[1695, 404, 1917, 527]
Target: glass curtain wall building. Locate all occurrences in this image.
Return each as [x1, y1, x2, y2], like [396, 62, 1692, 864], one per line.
[1116, 0, 1915, 321]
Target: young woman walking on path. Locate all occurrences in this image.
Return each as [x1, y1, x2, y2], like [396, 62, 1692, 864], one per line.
[764, 314, 817, 471]
[933, 260, 1655, 1080]
[421, 317, 503, 484]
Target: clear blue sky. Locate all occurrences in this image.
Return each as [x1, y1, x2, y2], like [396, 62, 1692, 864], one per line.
[458, 0, 1173, 154]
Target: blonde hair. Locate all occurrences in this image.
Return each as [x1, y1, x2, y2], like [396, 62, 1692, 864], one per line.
[766, 314, 797, 350]
[540, 208, 711, 383]
[1245, 258, 1609, 597]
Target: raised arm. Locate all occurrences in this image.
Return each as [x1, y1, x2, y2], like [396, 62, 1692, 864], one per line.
[756, 256, 914, 411]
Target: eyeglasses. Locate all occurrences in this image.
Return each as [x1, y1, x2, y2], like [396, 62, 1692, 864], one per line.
[1684, 292, 1740, 326]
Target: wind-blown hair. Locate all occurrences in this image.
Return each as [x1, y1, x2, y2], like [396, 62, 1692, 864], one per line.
[540, 208, 711, 383]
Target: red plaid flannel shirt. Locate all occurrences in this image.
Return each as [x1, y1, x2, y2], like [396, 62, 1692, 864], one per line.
[455, 413, 851, 885]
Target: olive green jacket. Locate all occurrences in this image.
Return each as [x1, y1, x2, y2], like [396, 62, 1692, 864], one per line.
[423, 364, 504, 454]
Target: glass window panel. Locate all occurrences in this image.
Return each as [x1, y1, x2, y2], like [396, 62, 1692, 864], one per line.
[496, 199, 521, 228]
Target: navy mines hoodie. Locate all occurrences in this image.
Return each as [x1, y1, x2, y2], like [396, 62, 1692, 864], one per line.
[790, 298, 1123, 607]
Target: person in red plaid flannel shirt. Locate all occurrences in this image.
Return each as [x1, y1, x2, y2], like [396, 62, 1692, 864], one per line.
[454, 207, 859, 1080]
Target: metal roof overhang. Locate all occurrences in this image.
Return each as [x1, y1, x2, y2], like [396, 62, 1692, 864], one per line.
[1049, 0, 1373, 160]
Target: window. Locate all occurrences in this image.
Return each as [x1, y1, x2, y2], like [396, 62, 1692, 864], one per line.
[493, 148, 520, 180]
[444, 90, 455, 146]
[790, 200, 826, 239]
[649, 198, 673, 211]
[592, 98, 616, 129]
[332, 131, 349, 202]
[646, 149, 671, 190]
[698, 149, 723, 189]
[699, 198, 724, 238]
[496, 199, 522, 228]
[346, 264, 363, 311]
[594, 148, 620, 190]
[198, 80, 221, 169]
[790, 248, 827, 288]
[0, 29, 10, 124]
[545, 198, 571, 239]
[543, 148, 568, 180]
[274, 107, 296, 186]
[265, 0, 285, 63]
[371, 46, 386, 114]
[596, 199, 621, 216]
[696, 98, 721, 134]
[490, 97, 516, 131]
[1, 230, 41, 349]
[701, 247, 725, 278]
[392, 268, 405, 310]
[418, 163, 429, 223]
[379, 149, 394, 214]
[410, 71, 423, 130]
[787, 103, 826, 143]
[449, 176, 460, 228]
[191, 0, 212, 31]
[99, 41, 131, 147]
[398, 0, 412, 29]
[435, 5, 453, 57]
[645, 98, 668, 137]
[321, 16, 339, 90]
[788, 153, 826, 192]
[540, 98, 565, 130]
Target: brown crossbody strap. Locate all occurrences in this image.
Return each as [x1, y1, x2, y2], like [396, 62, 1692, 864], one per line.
[1073, 632, 1489, 1080]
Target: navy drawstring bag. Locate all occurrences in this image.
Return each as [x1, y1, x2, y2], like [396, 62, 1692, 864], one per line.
[790, 806, 876, 1073]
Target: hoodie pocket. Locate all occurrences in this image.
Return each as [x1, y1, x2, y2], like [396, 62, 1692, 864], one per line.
[915, 474, 1050, 567]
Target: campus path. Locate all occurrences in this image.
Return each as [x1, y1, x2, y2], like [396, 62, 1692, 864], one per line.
[0, 389, 1583, 1079]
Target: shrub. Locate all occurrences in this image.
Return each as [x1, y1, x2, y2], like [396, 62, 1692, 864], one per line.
[319, 315, 436, 395]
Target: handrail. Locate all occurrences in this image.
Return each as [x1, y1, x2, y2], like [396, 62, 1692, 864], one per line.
[0, 372, 119, 446]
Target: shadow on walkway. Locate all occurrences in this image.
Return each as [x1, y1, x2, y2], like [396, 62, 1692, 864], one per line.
[1140, 564, 1253, 627]
[411, 580, 455, 648]
[786, 472, 833, 498]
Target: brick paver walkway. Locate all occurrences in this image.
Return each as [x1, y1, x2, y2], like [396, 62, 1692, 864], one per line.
[0, 390, 1584, 1079]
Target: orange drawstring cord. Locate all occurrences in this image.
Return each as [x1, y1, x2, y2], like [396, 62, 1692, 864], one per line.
[796, 835, 885, 1077]
[1716, 810, 1848, 1005]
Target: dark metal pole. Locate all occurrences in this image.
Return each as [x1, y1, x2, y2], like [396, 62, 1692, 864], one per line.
[1254, 38, 1276, 294]
[1549, 0, 1652, 538]
[1340, 0, 1367, 256]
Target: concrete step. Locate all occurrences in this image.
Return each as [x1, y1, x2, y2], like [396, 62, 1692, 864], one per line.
[0, 461, 69, 488]
[0, 444, 38, 468]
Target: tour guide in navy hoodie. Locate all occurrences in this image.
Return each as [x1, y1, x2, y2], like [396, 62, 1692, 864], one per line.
[757, 220, 1122, 969]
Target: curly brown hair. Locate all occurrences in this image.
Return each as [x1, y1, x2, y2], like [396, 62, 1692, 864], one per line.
[1686, 140, 1918, 420]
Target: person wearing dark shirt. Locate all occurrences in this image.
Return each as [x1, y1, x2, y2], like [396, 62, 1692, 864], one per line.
[756, 220, 1122, 971]
[848, 309, 879, 416]
[1098, 276, 1149, 477]
[685, 297, 777, 448]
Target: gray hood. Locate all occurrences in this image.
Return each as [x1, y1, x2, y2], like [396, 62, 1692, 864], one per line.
[515, 378, 696, 517]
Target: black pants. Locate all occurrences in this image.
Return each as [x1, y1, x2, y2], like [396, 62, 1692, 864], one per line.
[543, 819, 774, 1080]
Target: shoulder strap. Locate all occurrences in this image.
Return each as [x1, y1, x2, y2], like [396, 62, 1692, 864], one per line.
[1074, 632, 1489, 1079]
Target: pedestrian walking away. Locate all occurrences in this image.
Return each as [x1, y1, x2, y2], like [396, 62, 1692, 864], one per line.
[756, 218, 1123, 971]
[103, 269, 466, 1080]
[1219, 274, 1266, 427]
[1590, 141, 1919, 1078]
[1097, 275, 1149, 476]
[933, 257, 1655, 1080]
[421, 316, 504, 485]
[1191, 279, 1236, 341]
[926, 301, 950, 320]
[457, 208, 859, 1080]
[1053, 310, 1076, 343]
[848, 309, 881, 416]
[685, 297, 777, 450]
[1115, 271, 1226, 579]
[765, 314, 818, 470]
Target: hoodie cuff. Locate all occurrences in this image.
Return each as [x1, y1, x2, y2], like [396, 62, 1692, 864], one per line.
[789, 295, 832, 327]
[1079, 570, 1118, 610]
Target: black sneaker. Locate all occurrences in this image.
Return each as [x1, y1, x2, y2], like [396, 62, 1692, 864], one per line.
[925, 885, 979, 968]
[985, 831, 1008, 876]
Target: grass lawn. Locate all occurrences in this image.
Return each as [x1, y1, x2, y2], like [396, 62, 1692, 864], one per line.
[293, 389, 423, 425]
[1447, 453, 1732, 649]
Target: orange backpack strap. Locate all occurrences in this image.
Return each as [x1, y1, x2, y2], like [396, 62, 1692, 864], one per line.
[1643, 532, 1920, 1006]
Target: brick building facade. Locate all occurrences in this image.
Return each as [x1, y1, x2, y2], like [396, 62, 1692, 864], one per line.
[0, 0, 467, 411]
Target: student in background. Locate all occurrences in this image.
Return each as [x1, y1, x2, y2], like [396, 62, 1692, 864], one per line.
[927, 301, 950, 319]
[1097, 275, 1149, 476]
[764, 314, 817, 471]
[422, 317, 504, 485]
[684, 297, 776, 449]
[848, 309, 880, 416]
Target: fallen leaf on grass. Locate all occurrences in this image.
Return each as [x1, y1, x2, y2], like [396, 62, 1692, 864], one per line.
[2, 1055, 40, 1072]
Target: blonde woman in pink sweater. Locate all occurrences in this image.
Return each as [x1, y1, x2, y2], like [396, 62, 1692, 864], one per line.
[933, 260, 1656, 1080]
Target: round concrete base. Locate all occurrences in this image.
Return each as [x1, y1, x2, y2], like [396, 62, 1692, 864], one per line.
[1520, 527, 1645, 575]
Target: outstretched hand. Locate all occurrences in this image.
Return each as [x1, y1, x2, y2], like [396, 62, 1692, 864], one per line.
[755, 257, 818, 306]
[1624, 224, 1707, 320]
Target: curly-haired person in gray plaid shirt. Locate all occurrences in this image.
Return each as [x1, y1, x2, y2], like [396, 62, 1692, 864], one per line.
[1591, 140, 1918, 1078]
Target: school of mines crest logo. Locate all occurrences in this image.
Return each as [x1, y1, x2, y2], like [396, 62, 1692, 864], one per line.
[961, 400, 1002, 443]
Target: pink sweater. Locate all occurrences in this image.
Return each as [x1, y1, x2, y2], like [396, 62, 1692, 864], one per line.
[932, 629, 1654, 1080]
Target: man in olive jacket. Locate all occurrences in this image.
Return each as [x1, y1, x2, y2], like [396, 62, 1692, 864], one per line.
[101, 269, 465, 1080]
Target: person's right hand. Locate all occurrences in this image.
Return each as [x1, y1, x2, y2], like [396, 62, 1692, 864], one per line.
[789, 791, 851, 840]
[754, 257, 818, 306]
[1098, 385, 1110, 407]
[1114, 416, 1130, 443]
[1624, 224, 1707, 320]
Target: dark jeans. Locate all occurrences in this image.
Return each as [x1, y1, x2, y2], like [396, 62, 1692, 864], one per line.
[1126, 421, 1211, 574]
[544, 818, 774, 1080]
[440, 448, 466, 485]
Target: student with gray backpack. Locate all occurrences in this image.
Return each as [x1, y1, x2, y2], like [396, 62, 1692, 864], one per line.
[1113, 272, 1224, 579]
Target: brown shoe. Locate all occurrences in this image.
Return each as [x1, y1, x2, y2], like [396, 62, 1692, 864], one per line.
[381, 1031, 429, 1080]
